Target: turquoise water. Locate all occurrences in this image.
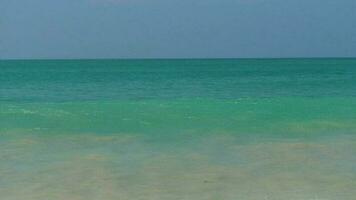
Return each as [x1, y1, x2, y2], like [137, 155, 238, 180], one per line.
[1, 59, 356, 199]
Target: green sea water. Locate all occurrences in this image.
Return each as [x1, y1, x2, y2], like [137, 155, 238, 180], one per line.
[0, 59, 356, 199]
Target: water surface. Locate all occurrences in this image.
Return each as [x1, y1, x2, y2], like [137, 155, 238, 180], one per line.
[1, 58, 356, 200]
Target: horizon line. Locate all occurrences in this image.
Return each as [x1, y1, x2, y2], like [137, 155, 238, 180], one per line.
[1, 56, 356, 61]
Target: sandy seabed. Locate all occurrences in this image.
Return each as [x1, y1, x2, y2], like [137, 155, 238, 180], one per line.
[0, 132, 355, 200]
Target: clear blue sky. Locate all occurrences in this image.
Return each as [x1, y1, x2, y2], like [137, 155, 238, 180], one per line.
[1, 0, 355, 59]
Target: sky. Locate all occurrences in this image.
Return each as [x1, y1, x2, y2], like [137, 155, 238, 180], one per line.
[1, 0, 356, 59]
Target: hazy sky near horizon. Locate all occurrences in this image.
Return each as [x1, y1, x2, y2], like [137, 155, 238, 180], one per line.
[1, 0, 356, 59]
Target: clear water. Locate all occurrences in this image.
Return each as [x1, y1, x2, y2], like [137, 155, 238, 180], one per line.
[1, 58, 356, 199]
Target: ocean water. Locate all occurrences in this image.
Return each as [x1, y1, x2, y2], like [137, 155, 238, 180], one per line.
[0, 58, 356, 200]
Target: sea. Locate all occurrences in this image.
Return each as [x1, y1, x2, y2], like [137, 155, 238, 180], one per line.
[0, 58, 355, 200]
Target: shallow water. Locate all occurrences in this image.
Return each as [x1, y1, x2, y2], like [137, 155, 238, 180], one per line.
[1, 59, 356, 199]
